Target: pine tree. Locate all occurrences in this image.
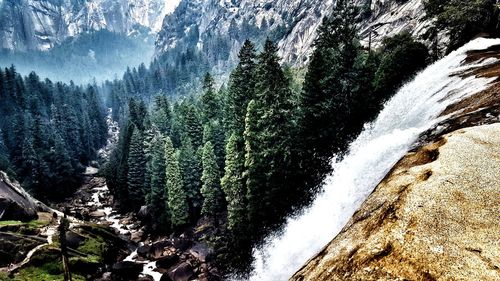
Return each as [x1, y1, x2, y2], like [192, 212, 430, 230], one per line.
[151, 96, 173, 134]
[297, 0, 364, 196]
[184, 104, 203, 149]
[201, 73, 219, 123]
[147, 135, 170, 232]
[221, 133, 246, 231]
[225, 40, 257, 135]
[164, 137, 189, 228]
[178, 137, 203, 221]
[200, 141, 223, 219]
[244, 39, 295, 235]
[127, 126, 147, 209]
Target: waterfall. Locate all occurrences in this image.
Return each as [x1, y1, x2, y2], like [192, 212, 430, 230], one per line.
[247, 38, 500, 281]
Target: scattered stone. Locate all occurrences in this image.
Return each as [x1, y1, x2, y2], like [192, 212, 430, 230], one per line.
[111, 261, 143, 279]
[89, 210, 106, 218]
[131, 230, 144, 243]
[189, 242, 213, 263]
[65, 231, 85, 248]
[137, 244, 151, 258]
[168, 262, 194, 281]
[173, 238, 191, 252]
[156, 254, 180, 270]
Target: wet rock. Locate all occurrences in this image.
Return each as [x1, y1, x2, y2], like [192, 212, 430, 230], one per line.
[172, 238, 191, 252]
[189, 242, 213, 263]
[89, 210, 106, 218]
[112, 261, 143, 280]
[137, 244, 151, 259]
[156, 254, 179, 270]
[160, 274, 173, 281]
[168, 262, 193, 281]
[149, 240, 174, 260]
[137, 205, 149, 221]
[131, 230, 144, 243]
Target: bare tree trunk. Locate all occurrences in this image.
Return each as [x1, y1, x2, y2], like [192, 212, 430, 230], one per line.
[59, 215, 72, 281]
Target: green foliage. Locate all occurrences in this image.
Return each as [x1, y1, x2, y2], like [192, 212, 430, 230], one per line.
[225, 40, 257, 136]
[178, 137, 203, 220]
[221, 133, 246, 231]
[200, 141, 223, 217]
[0, 67, 107, 201]
[424, 0, 500, 52]
[201, 73, 220, 123]
[147, 135, 170, 232]
[297, 0, 371, 199]
[164, 137, 189, 229]
[127, 127, 147, 209]
[373, 32, 430, 100]
[244, 39, 295, 235]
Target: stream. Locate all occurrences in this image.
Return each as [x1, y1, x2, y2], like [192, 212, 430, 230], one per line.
[86, 174, 163, 281]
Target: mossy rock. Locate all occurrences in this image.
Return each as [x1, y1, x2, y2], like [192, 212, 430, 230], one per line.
[0, 233, 43, 267]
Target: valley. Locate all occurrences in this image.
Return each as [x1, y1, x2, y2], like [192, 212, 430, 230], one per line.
[0, 1, 499, 281]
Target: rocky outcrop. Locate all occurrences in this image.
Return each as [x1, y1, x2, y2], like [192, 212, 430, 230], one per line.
[292, 123, 500, 281]
[0, 172, 38, 221]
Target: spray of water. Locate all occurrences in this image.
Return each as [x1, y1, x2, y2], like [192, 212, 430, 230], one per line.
[246, 38, 500, 281]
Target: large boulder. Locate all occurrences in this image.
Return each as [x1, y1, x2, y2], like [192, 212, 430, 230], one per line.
[111, 261, 143, 280]
[291, 124, 500, 281]
[0, 172, 38, 221]
[156, 254, 179, 270]
[168, 262, 194, 281]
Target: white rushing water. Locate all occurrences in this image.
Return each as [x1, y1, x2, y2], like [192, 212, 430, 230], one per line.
[247, 38, 500, 281]
[88, 181, 162, 280]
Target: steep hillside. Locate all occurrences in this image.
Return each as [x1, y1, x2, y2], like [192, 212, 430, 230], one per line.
[0, 0, 178, 52]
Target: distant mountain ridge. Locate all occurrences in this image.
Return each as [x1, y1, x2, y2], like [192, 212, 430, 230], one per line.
[0, 0, 177, 52]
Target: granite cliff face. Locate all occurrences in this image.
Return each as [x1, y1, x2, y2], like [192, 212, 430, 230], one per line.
[0, 0, 177, 51]
[155, 0, 431, 69]
[290, 45, 500, 281]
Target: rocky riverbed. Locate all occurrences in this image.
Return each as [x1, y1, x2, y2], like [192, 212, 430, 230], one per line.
[56, 173, 222, 281]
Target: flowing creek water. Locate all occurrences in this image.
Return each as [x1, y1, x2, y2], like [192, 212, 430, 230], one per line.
[86, 179, 163, 281]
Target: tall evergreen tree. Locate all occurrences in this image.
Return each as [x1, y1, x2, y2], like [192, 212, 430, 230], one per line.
[201, 73, 219, 123]
[221, 133, 246, 231]
[225, 40, 257, 135]
[164, 137, 189, 229]
[297, 0, 364, 195]
[244, 39, 295, 235]
[147, 135, 170, 232]
[178, 137, 203, 221]
[127, 126, 147, 209]
[200, 141, 223, 219]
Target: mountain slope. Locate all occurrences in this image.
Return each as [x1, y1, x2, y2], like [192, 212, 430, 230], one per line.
[155, 0, 431, 70]
[0, 0, 178, 51]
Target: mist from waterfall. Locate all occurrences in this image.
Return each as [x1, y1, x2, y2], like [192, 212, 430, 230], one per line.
[247, 38, 500, 281]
